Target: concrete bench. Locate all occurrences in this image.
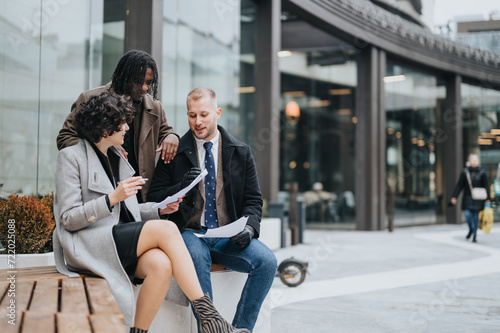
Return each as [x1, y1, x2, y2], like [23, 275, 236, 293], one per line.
[137, 218, 279, 333]
[135, 263, 271, 333]
[0, 266, 124, 333]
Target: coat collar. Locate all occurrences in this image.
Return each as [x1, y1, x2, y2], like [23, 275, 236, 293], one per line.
[178, 126, 243, 152]
[177, 125, 244, 167]
[84, 140, 135, 194]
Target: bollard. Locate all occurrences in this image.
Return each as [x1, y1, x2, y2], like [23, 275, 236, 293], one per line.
[289, 182, 299, 245]
[297, 198, 306, 243]
[268, 202, 286, 248]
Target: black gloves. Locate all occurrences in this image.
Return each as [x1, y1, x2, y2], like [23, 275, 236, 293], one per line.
[230, 225, 255, 249]
[181, 167, 202, 188]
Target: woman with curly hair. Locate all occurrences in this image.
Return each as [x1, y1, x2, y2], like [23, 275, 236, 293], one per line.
[53, 92, 248, 333]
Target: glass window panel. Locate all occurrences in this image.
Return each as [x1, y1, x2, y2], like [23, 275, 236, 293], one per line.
[0, 1, 106, 197]
[1, 1, 43, 196]
[461, 83, 500, 218]
[161, 0, 249, 142]
[279, 47, 357, 224]
[385, 62, 446, 224]
[39, 1, 93, 195]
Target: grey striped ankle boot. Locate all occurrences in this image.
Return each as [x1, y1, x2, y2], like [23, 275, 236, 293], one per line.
[130, 328, 147, 333]
[192, 293, 250, 333]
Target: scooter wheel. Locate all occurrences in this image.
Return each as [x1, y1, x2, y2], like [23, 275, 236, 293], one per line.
[279, 262, 306, 287]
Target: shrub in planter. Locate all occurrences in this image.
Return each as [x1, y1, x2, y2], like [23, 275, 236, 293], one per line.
[0, 193, 55, 254]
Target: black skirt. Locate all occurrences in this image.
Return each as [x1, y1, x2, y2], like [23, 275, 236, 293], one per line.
[112, 220, 147, 285]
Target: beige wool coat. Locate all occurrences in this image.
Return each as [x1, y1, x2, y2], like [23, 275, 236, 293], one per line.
[56, 82, 175, 202]
[52, 140, 160, 326]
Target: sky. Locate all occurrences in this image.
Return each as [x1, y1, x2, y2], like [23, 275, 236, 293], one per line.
[422, 0, 500, 29]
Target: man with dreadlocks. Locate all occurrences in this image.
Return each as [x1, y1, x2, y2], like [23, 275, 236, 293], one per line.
[57, 50, 179, 202]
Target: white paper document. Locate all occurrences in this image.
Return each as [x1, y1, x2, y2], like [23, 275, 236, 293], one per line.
[152, 169, 208, 210]
[195, 216, 248, 238]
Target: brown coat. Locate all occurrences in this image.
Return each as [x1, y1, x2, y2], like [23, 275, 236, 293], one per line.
[56, 82, 175, 201]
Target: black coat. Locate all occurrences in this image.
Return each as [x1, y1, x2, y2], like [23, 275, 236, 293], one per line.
[147, 126, 263, 236]
[451, 166, 490, 210]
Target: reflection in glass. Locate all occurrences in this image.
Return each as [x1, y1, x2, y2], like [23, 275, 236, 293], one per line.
[385, 62, 445, 224]
[161, 0, 250, 142]
[461, 83, 500, 218]
[0, 1, 106, 197]
[279, 50, 357, 224]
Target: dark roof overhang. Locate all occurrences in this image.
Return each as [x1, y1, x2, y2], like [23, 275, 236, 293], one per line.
[283, 0, 500, 88]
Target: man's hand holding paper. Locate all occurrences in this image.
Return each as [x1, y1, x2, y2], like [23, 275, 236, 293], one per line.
[195, 216, 249, 238]
[152, 168, 208, 210]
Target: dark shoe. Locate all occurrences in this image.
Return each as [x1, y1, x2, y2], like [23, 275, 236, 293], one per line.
[466, 230, 473, 240]
[192, 293, 250, 333]
[472, 235, 477, 243]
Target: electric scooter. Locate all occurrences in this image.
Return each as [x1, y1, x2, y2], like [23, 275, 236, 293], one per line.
[275, 257, 308, 287]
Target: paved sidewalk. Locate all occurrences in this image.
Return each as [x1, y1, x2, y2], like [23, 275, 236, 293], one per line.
[268, 224, 500, 333]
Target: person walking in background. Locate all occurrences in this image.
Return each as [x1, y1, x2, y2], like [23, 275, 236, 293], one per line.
[147, 87, 277, 332]
[450, 153, 490, 243]
[57, 50, 179, 202]
[303, 182, 338, 222]
[53, 92, 248, 333]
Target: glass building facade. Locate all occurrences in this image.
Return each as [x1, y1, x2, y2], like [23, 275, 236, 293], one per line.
[0, 0, 254, 197]
[1, 0, 500, 230]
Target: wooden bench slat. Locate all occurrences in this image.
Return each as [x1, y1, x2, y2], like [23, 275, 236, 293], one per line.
[57, 313, 92, 333]
[89, 315, 125, 333]
[0, 281, 34, 312]
[0, 266, 69, 282]
[61, 278, 89, 314]
[21, 311, 55, 333]
[0, 310, 22, 333]
[14, 272, 68, 281]
[29, 279, 59, 312]
[0, 266, 57, 276]
[0, 267, 125, 333]
[85, 277, 122, 316]
[0, 281, 9, 303]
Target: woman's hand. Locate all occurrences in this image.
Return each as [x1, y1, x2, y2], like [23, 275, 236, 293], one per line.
[109, 176, 145, 206]
[159, 197, 182, 215]
[450, 197, 457, 205]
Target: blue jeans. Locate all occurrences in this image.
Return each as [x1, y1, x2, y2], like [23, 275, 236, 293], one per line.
[182, 229, 277, 331]
[464, 209, 479, 237]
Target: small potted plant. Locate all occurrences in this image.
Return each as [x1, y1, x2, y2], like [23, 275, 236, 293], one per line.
[0, 193, 55, 269]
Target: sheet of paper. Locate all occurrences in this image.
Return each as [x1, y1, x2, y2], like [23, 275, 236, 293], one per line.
[152, 169, 208, 210]
[195, 216, 248, 238]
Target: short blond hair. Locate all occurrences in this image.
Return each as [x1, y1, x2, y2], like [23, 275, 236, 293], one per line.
[186, 87, 217, 108]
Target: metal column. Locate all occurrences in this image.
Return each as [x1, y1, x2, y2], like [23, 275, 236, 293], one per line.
[443, 75, 463, 224]
[254, 0, 281, 203]
[355, 46, 386, 231]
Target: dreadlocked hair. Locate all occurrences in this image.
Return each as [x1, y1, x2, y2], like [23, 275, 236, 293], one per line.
[74, 92, 134, 143]
[110, 50, 159, 99]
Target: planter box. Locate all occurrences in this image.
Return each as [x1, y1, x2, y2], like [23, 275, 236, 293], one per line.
[0, 252, 54, 270]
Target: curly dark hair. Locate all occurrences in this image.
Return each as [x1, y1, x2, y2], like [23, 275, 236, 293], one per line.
[110, 50, 159, 99]
[74, 92, 134, 143]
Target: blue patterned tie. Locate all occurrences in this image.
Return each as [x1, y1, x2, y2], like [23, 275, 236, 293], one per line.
[204, 141, 218, 228]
